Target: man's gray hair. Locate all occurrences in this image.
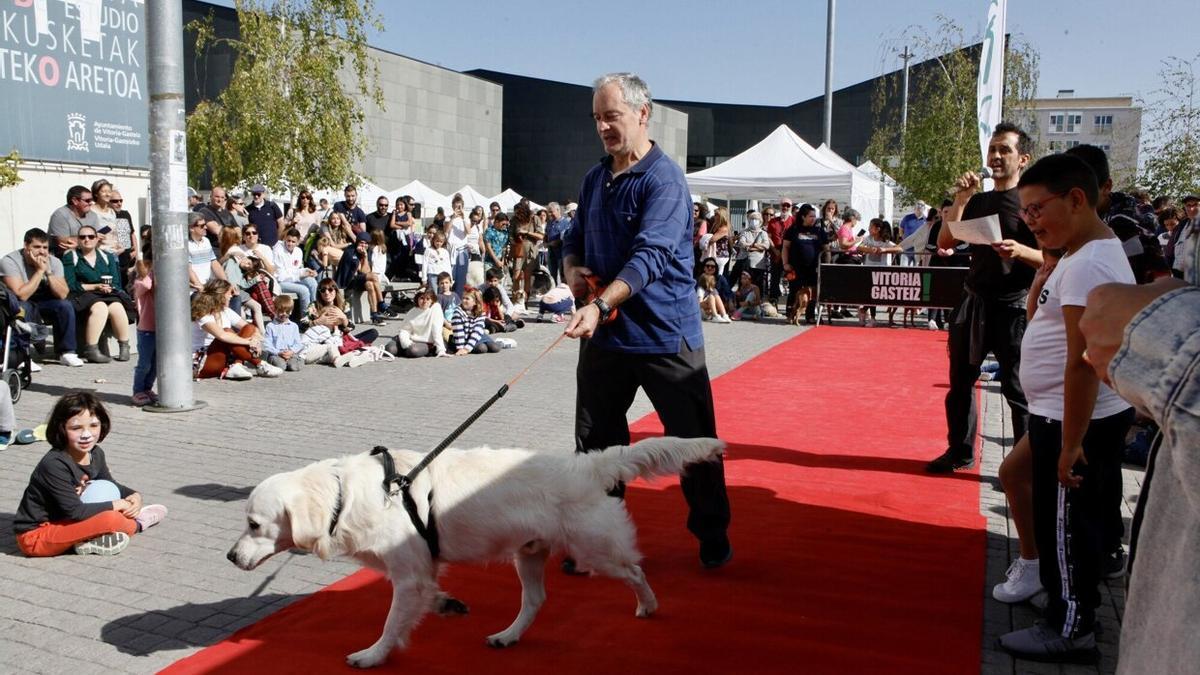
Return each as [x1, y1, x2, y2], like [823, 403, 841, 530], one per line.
[593, 72, 653, 119]
[547, 201, 562, 216]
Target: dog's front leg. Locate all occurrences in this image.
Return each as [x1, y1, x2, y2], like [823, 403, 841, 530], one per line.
[487, 544, 549, 648]
[346, 580, 434, 668]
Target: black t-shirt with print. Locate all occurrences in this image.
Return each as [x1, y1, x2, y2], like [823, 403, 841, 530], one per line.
[961, 188, 1036, 304]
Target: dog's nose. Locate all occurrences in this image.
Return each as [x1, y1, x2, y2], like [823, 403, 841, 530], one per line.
[226, 549, 238, 564]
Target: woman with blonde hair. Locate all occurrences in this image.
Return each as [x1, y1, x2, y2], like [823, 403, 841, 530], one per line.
[701, 207, 733, 276]
[190, 279, 281, 380]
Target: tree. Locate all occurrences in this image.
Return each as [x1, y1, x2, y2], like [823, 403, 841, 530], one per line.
[1137, 53, 1200, 199]
[864, 17, 1040, 206]
[186, 0, 384, 191]
[0, 150, 21, 190]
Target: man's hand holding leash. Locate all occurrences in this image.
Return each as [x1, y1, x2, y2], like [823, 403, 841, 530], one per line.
[563, 261, 627, 339]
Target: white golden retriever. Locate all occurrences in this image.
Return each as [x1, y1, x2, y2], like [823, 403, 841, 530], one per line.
[227, 436, 725, 668]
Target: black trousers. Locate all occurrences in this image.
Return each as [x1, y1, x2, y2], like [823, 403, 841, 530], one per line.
[944, 302, 1029, 458]
[1030, 409, 1134, 637]
[575, 339, 731, 542]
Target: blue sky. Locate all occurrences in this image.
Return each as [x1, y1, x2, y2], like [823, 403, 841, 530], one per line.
[212, 0, 1199, 105]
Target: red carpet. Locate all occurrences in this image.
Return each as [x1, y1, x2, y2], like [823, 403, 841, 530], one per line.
[164, 327, 985, 674]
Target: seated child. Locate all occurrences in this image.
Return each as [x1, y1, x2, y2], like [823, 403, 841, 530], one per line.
[263, 295, 304, 371]
[697, 273, 732, 323]
[482, 285, 523, 333]
[537, 282, 575, 322]
[483, 267, 525, 319]
[451, 288, 500, 355]
[13, 392, 167, 557]
[387, 289, 448, 358]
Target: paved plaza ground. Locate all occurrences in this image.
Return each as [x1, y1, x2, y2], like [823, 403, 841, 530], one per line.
[0, 318, 1140, 674]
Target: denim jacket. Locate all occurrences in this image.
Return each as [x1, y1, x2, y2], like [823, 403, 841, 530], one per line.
[1110, 286, 1200, 675]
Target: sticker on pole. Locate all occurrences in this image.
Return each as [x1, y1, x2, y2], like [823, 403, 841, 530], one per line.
[168, 130, 188, 213]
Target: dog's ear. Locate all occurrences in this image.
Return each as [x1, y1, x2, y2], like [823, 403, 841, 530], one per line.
[286, 469, 338, 559]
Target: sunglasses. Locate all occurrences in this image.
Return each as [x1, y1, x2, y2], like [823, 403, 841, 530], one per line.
[79, 234, 97, 240]
[244, 230, 258, 236]
[320, 287, 337, 293]
[110, 199, 123, 204]
[78, 197, 94, 203]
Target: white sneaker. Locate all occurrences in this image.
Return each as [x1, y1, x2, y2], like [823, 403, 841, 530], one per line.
[715, 314, 732, 324]
[993, 557, 1043, 603]
[29, 361, 42, 373]
[60, 352, 84, 367]
[255, 362, 283, 377]
[333, 351, 355, 368]
[928, 319, 939, 330]
[865, 317, 876, 327]
[224, 362, 254, 380]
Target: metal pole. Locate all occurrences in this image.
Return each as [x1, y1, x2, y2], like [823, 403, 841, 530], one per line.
[822, 0, 836, 147]
[146, 0, 203, 413]
[900, 46, 912, 136]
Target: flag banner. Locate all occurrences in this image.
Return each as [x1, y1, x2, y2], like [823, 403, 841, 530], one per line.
[977, 0, 1007, 173]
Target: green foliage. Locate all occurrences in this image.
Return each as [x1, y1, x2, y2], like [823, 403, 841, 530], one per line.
[1137, 53, 1200, 199]
[864, 17, 1040, 205]
[0, 150, 21, 189]
[186, 0, 384, 191]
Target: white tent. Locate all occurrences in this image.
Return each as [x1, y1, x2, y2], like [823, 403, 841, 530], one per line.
[391, 179, 450, 214]
[451, 185, 492, 211]
[686, 125, 883, 220]
[856, 160, 898, 224]
[490, 188, 543, 213]
[689, 194, 720, 214]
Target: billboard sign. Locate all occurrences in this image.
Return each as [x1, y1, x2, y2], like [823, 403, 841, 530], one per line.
[818, 264, 969, 309]
[0, 0, 148, 168]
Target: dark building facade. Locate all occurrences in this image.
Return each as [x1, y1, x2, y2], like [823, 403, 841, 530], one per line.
[471, 45, 981, 199]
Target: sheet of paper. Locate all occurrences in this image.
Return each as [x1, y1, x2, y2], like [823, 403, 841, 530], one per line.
[948, 214, 1002, 245]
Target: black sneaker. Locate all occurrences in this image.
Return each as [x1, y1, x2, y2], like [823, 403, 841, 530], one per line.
[925, 450, 975, 473]
[1102, 548, 1126, 579]
[699, 535, 733, 568]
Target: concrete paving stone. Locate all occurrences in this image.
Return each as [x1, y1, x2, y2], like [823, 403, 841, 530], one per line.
[179, 624, 228, 646]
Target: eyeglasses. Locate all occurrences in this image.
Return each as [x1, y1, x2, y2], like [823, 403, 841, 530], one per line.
[190, 222, 204, 228]
[77, 197, 94, 204]
[244, 230, 258, 236]
[1019, 191, 1068, 221]
[110, 199, 123, 204]
[79, 234, 97, 240]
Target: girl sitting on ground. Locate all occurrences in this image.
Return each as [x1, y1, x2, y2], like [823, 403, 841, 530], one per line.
[13, 392, 167, 557]
[481, 285, 521, 333]
[191, 279, 282, 380]
[387, 289, 448, 358]
[697, 272, 732, 323]
[451, 288, 500, 355]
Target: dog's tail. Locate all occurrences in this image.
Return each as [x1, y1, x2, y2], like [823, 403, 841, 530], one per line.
[583, 436, 725, 487]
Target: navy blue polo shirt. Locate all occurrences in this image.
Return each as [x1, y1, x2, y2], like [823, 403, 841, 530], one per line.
[334, 201, 367, 226]
[563, 142, 703, 354]
[246, 200, 283, 246]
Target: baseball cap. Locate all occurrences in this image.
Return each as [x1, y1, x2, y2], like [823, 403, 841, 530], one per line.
[249, 184, 266, 194]
[566, 202, 578, 212]
[187, 187, 198, 198]
[355, 231, 372, 243]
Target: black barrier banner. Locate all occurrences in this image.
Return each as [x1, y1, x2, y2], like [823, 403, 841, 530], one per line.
[818, 264, 969, 308]
[0, 0, 147, 168]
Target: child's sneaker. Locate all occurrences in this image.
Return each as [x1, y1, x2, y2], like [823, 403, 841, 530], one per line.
[74, 531, 130, 556]
[0, 429, 12, 449]
[347, 351, 373, 368]
[131, 391, 155, 407]
[255, 362, 283, 377]
[135, 504, 168, 532]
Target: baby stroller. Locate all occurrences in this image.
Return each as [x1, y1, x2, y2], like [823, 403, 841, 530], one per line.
[0, 286, 34, 404]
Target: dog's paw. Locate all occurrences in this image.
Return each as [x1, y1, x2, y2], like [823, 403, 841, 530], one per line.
[436, 595, 470, 616]
[635, 600, 658, 618]
[486, 633, 519, 649]
[346, 645, 390, 669]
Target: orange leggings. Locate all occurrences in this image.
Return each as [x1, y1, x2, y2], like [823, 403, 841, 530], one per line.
[197, 324, 261, 379]
[16, 510, 138, 557]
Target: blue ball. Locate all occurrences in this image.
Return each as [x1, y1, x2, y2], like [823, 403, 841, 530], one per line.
[80, 479, 121, 504]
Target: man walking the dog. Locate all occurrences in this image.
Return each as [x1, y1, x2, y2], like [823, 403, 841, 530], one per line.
[563, 72, 732, 569]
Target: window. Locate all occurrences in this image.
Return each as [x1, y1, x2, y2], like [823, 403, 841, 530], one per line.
[1049, 114, 1064, 133]
[1094, 115, 1113, 133]
[1065, 140, 1080, 149]
[1097, 144, 1112, 152]
[1047, 113, 1082, 133]
[1065, 113, 1082, 133]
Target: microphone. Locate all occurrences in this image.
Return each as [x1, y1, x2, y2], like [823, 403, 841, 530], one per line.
[947, 167, 993, 197]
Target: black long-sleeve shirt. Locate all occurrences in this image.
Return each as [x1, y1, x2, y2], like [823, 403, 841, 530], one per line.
[13, 447, 134, 533]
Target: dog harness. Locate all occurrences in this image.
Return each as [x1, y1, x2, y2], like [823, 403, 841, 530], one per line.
[371, 446, 441, 559]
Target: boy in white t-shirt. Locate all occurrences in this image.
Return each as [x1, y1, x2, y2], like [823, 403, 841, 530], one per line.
[998, 154, 1135, 662]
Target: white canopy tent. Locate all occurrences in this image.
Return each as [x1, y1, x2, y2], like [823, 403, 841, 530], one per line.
[391, 179, 450, 214]
[490, 188, 543, 213]
[855, 160, 898, 224]
[686, 125, 883, 220]
[452, 185, 492, 211]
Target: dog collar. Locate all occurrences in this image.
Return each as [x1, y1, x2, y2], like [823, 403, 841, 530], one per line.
[327, 472, 343, 536]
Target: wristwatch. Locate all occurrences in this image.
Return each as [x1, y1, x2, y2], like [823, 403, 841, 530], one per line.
[591, 297, 616, 324]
